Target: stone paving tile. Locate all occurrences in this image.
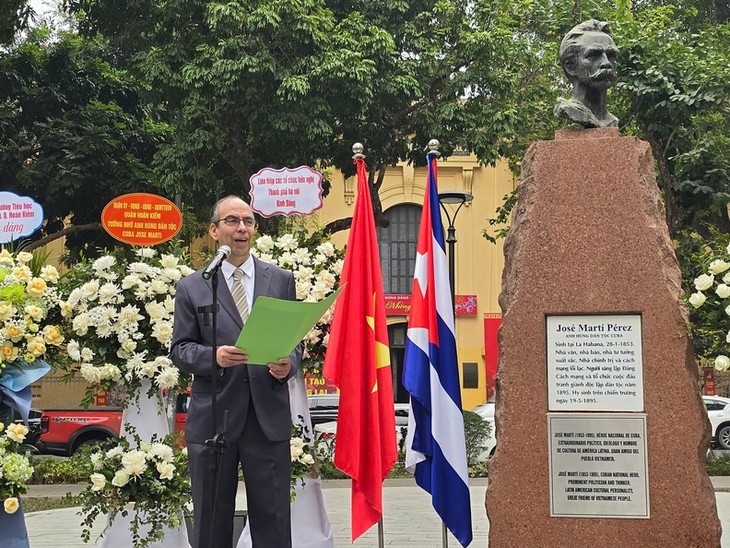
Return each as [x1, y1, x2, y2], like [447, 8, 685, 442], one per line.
[23, 479, 730, 547]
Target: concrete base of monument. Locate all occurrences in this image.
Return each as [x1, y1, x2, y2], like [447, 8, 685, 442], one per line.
[487, 128, 721, 547]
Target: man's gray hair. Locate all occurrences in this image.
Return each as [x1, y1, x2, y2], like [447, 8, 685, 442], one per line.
[559, 19, 613, 72]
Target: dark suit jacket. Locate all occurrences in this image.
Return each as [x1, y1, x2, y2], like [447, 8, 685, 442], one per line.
[170, 257, 300, 444]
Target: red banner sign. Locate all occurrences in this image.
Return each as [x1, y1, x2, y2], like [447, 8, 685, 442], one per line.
[384, 294, 412, 315]
[484, 314, 501, 400]
[455, 294, 478, 316]
[384, 293, 477, 316]
[101, 193, 183, 246]
[704, 367, 716, 396]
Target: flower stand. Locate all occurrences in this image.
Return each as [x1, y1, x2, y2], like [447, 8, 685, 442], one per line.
[0, 500, 30, 548]
[120, 378, 170, 442]
[97, 506, 189, 548]
[97, 379, 190, 547]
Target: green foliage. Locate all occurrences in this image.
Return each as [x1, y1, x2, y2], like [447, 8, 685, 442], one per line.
[463, 410, 491, 465]
[30, 451, 93, 484]
[614, 9, 730, 234]
[680, 229, 730, 364]
[707, 451, 730, 476]
[0, 30, 173, 261]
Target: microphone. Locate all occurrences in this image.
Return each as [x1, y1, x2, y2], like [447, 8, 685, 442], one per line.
[201, 245, 231, 280]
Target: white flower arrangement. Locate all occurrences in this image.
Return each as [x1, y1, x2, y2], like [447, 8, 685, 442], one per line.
[686, 235, 730, 371]
[0, 421, 33, 515]
[290, 421, 317, 501]
[57, 246, 194, 406]
[79, 431, 190, 548]
[252, 226, 343, 376]
[0, 249, 64, 372]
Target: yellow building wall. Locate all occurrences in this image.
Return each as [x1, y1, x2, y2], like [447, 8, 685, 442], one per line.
[315, 155, 515, 410]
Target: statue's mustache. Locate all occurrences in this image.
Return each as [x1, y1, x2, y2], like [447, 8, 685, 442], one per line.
[591, 68, 615, 81]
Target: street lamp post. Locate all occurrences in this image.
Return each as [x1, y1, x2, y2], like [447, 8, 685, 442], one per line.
[438, 191, 474, 311]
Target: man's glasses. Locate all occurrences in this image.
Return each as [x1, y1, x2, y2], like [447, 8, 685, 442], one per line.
[216, 215, 258, 228]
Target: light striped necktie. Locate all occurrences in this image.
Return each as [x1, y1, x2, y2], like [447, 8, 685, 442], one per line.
[231, 268, 250, 323]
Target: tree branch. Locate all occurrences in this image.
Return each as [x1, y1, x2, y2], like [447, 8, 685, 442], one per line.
[24, 223, 103, 251]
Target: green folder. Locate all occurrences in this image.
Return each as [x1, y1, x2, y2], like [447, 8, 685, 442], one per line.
[234, 286, 344, 364]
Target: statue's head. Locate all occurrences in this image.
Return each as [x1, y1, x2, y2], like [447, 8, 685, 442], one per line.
[559, 19, 618, 91]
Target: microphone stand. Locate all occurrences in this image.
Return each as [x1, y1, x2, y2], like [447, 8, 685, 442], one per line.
[197, 265, 230, 548]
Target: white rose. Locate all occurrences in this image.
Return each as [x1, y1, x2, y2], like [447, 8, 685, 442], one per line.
[16, 251, 33, 263]
[294, 267, 314, 281]
[90, 473, 107, 491]
[111, 470, 130, 487]
[302, 453, 315, 465]
[292, 248, 312, 265]
[81, 347, 95, 361]
[121, 450, 148, 476]
[156, 462, 176, 480]
[3, 497, 20, 514]
[694, 274, 714, 291]
[717, 284, 730, 299]
[688, 292, 706, 308]
[72, 313, 91, 336]
[715, 355, 730, 372]
[100, 364, 122, 381]
[709, 259, 730, 275]
[152, 321, 174, 344]
[135, 248, 156, 259]
[316, 241, 335, 257]
[7, 423, 28, 443]
[40, 264, 60, 283]
[80, 364, 103, 384]
[255, 235, 274, 253]
[161, 267, 182, 283]
[276, 234, 298, 251]
[24, 304, 43, 321]
[160, 254, 179, 268]
[81, 280, 100, 300]
[145, 302, 167, 321]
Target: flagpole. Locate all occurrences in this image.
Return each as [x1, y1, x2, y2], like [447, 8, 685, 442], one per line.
[354, 140, 386, 548]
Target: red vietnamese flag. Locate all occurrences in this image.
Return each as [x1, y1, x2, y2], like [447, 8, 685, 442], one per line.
[323, 152, 396, 540]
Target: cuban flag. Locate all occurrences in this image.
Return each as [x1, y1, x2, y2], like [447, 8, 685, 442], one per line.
[403, 151, 473, 547]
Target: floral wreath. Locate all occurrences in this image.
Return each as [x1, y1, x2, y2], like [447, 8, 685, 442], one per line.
[57, 245, 194, 406]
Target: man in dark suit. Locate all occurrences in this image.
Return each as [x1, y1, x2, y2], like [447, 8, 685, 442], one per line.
[171, 195, 299, 548]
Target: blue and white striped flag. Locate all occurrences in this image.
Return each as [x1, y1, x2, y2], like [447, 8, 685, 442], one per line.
[402, 151, 473, 547]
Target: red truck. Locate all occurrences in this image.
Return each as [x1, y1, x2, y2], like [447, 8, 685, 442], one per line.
[37, 393, 189, 456]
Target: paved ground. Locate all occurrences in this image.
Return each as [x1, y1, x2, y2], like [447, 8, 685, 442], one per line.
[22, 478, 730, 547]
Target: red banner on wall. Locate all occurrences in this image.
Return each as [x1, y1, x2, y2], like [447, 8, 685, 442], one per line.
[704, 367, 716, 396]
[484, 314, 501, 400]
[385, 294, 478, 316]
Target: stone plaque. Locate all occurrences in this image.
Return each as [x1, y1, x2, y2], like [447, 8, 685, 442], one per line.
[549, 413, 649, 518]
[547, 314, 643, 411]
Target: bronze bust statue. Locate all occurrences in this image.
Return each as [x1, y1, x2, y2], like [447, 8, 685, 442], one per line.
[554, 20, 619, 128]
